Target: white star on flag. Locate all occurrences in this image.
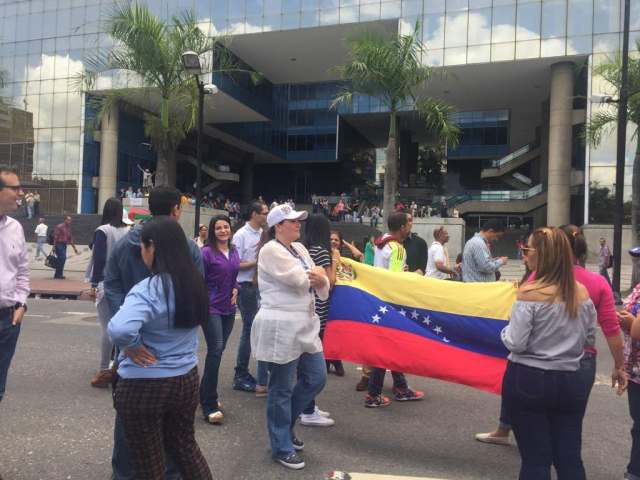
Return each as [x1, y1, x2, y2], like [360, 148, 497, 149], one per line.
[371, 314, 381, 324]
[411, 310, 419, 319]
[422, 316, 431, 325]
[399, 309, 407, 316]
[433, 326, 443, 334]
[378, 306, 389, 314]
[443, 337, 451, 343]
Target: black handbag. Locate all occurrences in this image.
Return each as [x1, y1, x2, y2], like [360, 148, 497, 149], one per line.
[44, 249, 58, 269]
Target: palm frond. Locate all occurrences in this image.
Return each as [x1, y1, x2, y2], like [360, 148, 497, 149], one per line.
[416, 98, 460, 147]
[329, 90, 353, 111]
[584, 108, 618, 147]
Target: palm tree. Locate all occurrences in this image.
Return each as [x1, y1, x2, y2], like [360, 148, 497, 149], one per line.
[585, 42, 640, 286]
[331, 22, 459, 223]
[78, 3, 256, 186]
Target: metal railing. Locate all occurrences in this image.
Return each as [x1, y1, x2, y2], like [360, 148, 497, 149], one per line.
[437, 184, 544, 207]
[489, 143, 534, 169]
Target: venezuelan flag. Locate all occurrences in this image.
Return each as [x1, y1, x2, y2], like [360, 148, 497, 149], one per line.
[323, 258, 517, 395]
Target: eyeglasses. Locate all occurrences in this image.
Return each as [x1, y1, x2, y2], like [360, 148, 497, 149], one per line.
[2, 185, 23, 192]
[521, 247, 536, 255]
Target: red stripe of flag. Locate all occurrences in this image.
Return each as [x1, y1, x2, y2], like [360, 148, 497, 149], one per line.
[324, 320, 506, 395]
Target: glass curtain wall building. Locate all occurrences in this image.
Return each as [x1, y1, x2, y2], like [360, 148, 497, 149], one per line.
[0, 0, 638, 225]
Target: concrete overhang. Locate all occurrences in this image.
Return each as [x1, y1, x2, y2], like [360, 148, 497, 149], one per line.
[341, 55, 588, 148]
[91, 86, 269, 125]
[225, 19, 399, 84]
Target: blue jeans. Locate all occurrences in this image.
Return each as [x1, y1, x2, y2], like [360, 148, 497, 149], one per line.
[0, 308, 21, 402]
[112, 411, 182, 480]
[54, 243, 67, 278]
[498, 352, 596, 430]
[35, 236, 47, 258]
[502, 361, 588, 480]
[235, 283, 268, 385]
[627, 381, 640, 480]
[266, 352, 327, 457]
[200, 313, 234, 416]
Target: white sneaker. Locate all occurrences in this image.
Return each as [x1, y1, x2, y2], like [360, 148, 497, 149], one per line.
[299, 410, 335, 427]
[315, 405, 330, 417]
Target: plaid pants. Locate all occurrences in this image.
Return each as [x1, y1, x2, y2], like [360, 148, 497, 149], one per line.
[114, 368, 212, 480]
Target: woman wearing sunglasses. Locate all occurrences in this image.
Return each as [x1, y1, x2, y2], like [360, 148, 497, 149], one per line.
[251, 204, 329, 470]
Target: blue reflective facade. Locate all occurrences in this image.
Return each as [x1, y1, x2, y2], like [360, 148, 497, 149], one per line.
[1, 0, 639, 214]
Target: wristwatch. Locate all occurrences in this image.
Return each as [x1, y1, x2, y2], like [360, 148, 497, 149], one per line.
[14, 302, 27, 312]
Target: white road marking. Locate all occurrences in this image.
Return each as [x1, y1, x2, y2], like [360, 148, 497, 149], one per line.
[326, 472, 448, 480]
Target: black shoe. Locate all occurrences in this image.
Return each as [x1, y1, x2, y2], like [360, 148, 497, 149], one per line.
[275, 452, 305, 470]
[333, 361, 345, 377]
[292, 435, 304, 451]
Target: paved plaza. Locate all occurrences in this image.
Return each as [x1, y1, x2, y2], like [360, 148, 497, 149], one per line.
[0, 298, 632, 480]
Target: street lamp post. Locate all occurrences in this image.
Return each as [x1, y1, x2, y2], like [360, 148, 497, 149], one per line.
[612, 0, 631, 301]
[181, 51, 218, 238]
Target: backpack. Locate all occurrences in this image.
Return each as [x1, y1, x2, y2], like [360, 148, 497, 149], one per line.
[47, 227, 55, 246]
[607, 252, 614, 269]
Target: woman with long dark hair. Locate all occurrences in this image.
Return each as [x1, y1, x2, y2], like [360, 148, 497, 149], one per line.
[89, 197, 131, 388]
[199, 215, 240, 424]
[298, 214, 338, 427]
[108, 218, 212, 479]
[251, 204, 329, 470]
[501, 227, 596, 479]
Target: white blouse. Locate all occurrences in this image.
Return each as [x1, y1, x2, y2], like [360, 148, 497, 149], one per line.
[251, 240, 330, 364]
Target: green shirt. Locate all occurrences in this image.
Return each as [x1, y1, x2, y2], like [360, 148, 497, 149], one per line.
[364, 242, 375, 266]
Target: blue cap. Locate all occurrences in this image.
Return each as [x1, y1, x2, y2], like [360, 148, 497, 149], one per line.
[629, 246, 640, 257]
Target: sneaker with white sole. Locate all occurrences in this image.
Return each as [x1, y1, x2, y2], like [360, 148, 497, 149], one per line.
[299, 410, 335, 427]
[275, 452, 305, 470]
[314, 405, 330, 417]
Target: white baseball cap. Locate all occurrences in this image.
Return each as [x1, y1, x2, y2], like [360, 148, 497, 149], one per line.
[267, 204, 308, 228]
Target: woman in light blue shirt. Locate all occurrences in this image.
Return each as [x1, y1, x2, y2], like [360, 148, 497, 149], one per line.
[108, 218, 212, 480]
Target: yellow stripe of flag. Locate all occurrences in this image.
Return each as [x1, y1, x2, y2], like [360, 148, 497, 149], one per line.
[337, 258, 516, 321]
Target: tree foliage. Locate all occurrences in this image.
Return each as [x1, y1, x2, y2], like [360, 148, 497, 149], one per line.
[76, 2, 256, 186]
[585, 41, 640, 287]
[332, 22, 459, 221]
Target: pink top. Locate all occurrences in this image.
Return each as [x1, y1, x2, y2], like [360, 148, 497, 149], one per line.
[528, 265, 619, 355]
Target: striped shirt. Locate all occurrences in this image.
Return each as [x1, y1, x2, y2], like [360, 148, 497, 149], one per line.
[308, 245, 332, 327]
[461, 233, 504, 283]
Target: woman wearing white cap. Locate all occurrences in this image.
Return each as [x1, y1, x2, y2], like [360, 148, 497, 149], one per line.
[251, 204, 330, 470]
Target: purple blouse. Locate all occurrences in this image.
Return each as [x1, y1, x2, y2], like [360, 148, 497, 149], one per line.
[201, 245, 241, 315]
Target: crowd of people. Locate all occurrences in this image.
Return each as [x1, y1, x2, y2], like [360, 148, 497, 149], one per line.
[312, 194, 460, 228]
[1, 162, 639, 479]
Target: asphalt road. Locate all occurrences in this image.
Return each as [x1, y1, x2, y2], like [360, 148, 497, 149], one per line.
[0, 299, 633, 480]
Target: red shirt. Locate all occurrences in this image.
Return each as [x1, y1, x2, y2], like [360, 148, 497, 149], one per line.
[53, 223, 73, 244]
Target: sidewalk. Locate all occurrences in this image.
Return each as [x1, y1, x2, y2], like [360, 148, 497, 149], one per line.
[28, 243, 92, 299]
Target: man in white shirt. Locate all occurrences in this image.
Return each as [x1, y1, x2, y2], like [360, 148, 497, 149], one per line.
[231, 200, 269, 393]
[426, 227, 459, 280]
[34, 218, 48, 259]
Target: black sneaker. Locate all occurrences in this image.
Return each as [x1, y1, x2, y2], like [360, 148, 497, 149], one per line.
[275, 452, 305, 470]
[232, 377, 256, 392]
[292, 436, 304, 451]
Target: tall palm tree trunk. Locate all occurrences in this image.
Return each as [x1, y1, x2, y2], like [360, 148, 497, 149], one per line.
[383, 111, 398, 227]
[154, 150, 177, 187]
[631, 143, 640, 288]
